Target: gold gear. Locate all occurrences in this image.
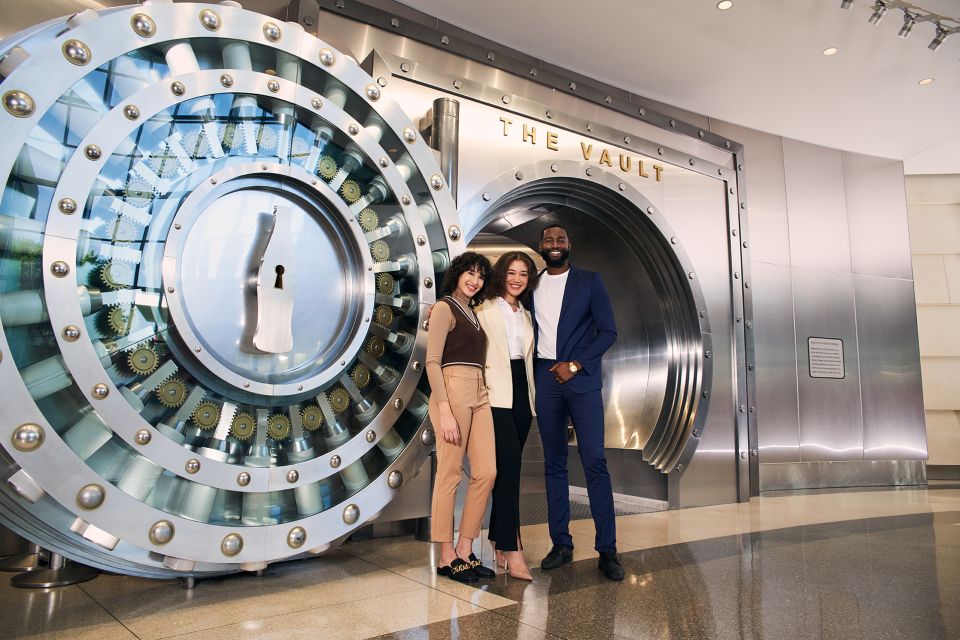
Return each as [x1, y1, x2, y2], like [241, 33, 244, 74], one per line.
[351, 363, 372, 389]
[374, 305, 394, 327]
[370, 240, 390, 262]
[192, 401, 221, 430]
[358, 208, 379, 231]
[124, 179, 154, 207]
[340, 180, 362, 203]
[107, 305, 132, 335]
[376, 273, 395, 294]
[267, 414, 291, 440]
[366, 336, 386, 358]
[101, 261, 134, 290]
[317, 156, 338, 179]
[230, 412, 256, 441]
[127, 345, 159, 375]
[301, 405, 324, 432]
[156, 378, 187, 408]
[328, 387, 350, 413]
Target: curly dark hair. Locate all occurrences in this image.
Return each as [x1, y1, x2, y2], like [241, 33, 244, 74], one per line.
[439, 251, 493, 307]
[486, 251, 539, 307]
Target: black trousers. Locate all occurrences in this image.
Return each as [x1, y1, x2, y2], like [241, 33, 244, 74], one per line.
[488, 358, 533, 551]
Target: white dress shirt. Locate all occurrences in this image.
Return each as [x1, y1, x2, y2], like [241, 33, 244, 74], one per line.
[496, 296, 526, 360]
[534, 270, 568, 359]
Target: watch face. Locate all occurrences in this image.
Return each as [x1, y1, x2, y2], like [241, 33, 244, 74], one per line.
[0, 4, 461, 576]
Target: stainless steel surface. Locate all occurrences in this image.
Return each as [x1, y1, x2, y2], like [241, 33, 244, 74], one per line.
[759, 460, 926, 492]
[429, 97, 459, 203]
[792, 269, 864, 462]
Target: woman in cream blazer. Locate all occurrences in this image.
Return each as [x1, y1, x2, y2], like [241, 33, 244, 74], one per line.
[475, 251, 538, 580]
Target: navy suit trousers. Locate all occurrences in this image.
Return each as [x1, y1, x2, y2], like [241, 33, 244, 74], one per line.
[535, 359, 617, 553]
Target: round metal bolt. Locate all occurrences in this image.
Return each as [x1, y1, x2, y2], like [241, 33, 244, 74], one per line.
[430, 174, 444, 190]
[669, 119, 677, 128]
[734, 272, 740, 279]
[586, 123, 593, 132]
[287, 527, 306, 548]
[400, 62, 410, 73]
[194, 346, 201, 353]
[569, 81, 577, 91]
[267, 79, 280, 93]
[740, 202, 746, 210]
[237, 472, 251, 486]
[743, 241, 749, 248]
[624, 136, 631, 144]
[725, 141, 732, 149]
[736, 315, 743, 323]
[586, 167, 595, 177]
[348, 123, 359, 136]
[421, 320, 429, 331]
[604, 96, 612, 104]
[530, 67, 538, 76]
[671, 237, 678, 244]
[501, 95, 510, 104]
[676, 464, 684, 472]
[618, 183, 626, 191]
[401, 195, 411, 205]
[488, 52, 496, 61]
[123, 104, 140, 120]
[286, 470, 299, 483]
[221, 533, 243, 557]
[134, 429, 151, 445]
[170, 81, 185, 96]
[453, 79, 463, 89]
[3, 90, 35, 118]
[149, 520, 174, 545]
[545, 109, 554, 119]
[704, 350, 712, 359]
[261, 164, 267, 170]
[311, 96, 322, 110]
[174, 223, 182, 230]
[703, 391, 711, 399]
[84, 145, 102, 161]
[657, 147, 664, 156]
[746, 321, 753, 329]
[330, 455, 341, 468]
[199, 8, 221, 31]
[441, 35, 450, 45]
[379, 156, 389, 168]
[423, 277, 433, 289]
[58, 198, 77, 215]
[550, 163, 559, 173]
[342, 503, 360, 524]
[698, 130, 705, 138]
[738, 164, 744, 171]
[387, 470, 403, 489]
[50, 260, 70, 277]
[166, 286, 175, 294]
[76, 484, 105, 510]
[412, 361, 422, 372]
[688, 272, 696, 280]
[130, 13, 156, 37]
[390, 17, 400, 27]
[744, 281, 751, 289]
[92, 383, 109, 399]
[693, 430, 701, 437]
[11, 424, 44, 452]
[365, 430, 376, 443]
[482, 192, 491, 201]
[638, 107, 646, 116]
[403, 127, 416, 143]
[318, 48, 335, 66]
[515, 171, 524, 181]
[421, 428, 435, 446]
[732, 228, 738, 236]
[185, 458, 200, 474]
[220, 74, 234, 88]
[416, 235, 426, 246]
[750, 406, 756, 414]
[262, 22, 282, 42]
[61, 325, 81, 342]
[393, 398, 404, 410]
[646, 207, 655, 215]
[447, 225, 461, 241]
[366, 84, 381, 101]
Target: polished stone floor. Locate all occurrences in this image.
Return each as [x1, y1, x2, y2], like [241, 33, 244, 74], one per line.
[2, 488, 958, 639]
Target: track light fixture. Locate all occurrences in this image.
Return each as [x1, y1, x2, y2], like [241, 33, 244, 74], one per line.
[840, 0, 853, 8]
[928, 24, 947, 50]
[868, 1, 887, 24]
[845, 1, 959, 53]
[898, 10, 917, 37]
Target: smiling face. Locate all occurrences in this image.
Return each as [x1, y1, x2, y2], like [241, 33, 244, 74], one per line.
[539, 226, 571, 269]
[456, 265, 485, 301]
[502, 258, 530, 302]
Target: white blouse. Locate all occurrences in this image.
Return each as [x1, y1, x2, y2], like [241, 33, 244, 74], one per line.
[496, 296, 526, 360]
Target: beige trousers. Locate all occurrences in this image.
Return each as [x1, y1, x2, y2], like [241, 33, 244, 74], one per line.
[430, 365, 497, 543]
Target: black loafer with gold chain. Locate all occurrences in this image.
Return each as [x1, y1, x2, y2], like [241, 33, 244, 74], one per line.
[467, 553, 496, 579]
[437, 558, 479, 583]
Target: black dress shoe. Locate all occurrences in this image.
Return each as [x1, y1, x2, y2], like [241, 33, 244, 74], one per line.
[598, 552, 624, 581]
[437, 558, 478, 583]
[467, 553, 496, 579]
[540, 544, 573, 570]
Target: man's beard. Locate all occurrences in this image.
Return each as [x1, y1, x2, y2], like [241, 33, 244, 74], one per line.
[540, 248, 569, 268]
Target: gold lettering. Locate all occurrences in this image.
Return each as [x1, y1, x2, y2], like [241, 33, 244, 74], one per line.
[599, 149, 612, 167]
[500, 116, 512, 137]
[654, 164, 664, 181]
[619, 154, 631, 172]
[546, 131, 559, 151]
[522, 124, 536, 144]
[638, 159, 649, 178]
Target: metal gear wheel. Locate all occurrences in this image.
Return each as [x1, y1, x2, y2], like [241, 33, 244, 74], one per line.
[192, 401, 221, 430]
[376, 273, 395, 294]
[230, 412, 256, 441]
[317, 155, 338, 180]
[340, 180, 362, 203]
[106, 305, 132, 335]
[374, 305, 394, 327]
[100, 260, 135, 290]
[328, 387, 350, 413]
[358, 208, 379, 231]
[111, 218, 140, 243]
[370, 240, 390, 262]
[127, 345, 159, 375]
[301, 405, 323, 431]
[147, 147, 180, 178]
[366, 336, 386, 358]
[123, 179, 154, 208]
[351, 363, 371, 389]
[266, 414, 291, 440]
[291, 137, 310, 159]
[222, 123, 242, 149]
[182, 129, 211, 159]
[155, 378, 188, 408]
[257, 126, 278, 151]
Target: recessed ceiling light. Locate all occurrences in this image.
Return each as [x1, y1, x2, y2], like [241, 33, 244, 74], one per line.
[823, 47, 838, 56]
[717, 1, 734, 9]
[918, 78, 934, 86]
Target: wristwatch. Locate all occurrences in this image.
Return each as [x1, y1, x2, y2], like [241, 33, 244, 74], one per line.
[568, 362, 579, 374]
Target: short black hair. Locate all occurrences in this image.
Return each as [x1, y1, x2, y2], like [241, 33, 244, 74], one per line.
[540, 223, 570, 241]
[439, 251, 493, 307]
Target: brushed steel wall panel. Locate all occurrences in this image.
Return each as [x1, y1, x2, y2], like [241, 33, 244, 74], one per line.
[792, 268, 863, 461]
[855, 276, 926, 460]
[751, 262, 800, 463]
[782, 139, 852, 274]
[844, 153, 912, 280]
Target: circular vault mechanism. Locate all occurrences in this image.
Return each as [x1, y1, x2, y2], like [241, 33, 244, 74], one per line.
[0, 2, 461, 577]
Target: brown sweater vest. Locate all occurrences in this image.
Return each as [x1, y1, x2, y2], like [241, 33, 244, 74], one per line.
[440, 297, 486, 368]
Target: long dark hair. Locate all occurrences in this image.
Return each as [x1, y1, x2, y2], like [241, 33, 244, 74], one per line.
[487, 251, 539, 307]
[439, 251, 492, 307]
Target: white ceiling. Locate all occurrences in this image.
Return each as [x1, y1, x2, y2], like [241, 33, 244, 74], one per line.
[398, 0, 960, 174]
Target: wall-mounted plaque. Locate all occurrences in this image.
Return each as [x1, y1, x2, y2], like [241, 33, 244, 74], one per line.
[808, 337, 845, 379]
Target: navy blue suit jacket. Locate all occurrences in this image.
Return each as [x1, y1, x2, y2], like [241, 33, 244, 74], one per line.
[531, 265, 618, 394]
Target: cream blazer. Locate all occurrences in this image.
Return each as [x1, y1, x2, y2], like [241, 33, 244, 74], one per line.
[476, 298, 536, 413]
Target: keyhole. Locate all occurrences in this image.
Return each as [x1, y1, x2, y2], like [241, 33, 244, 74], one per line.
[274, 264, 285, 289]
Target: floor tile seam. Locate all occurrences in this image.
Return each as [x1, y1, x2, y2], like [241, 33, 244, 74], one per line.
[75, 581, 145, 639]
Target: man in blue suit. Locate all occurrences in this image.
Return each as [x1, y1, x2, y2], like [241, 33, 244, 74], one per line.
[531, 224, 623, 581]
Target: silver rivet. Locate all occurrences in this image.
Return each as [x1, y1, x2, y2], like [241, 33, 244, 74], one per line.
[689, 159, 695, 166]
[624, 136, 631, 144]
[586, 167, 595, 177]
[725, 141, 732, 149]
[546, 109, 554, 118]
[421, 428, 435, 446]
[220, 74, 233, 88]
[586, 123, 593, 132]
[658, 147, 664, 156]
[318, 48, 335, 66]
[210, 178, 217, 185]
[698, 130, 705, 138]
[669, 119, 677, 127]
[646, 207, 655, 215]
[688, 272, 696, 280]
[62, 325, 81, 342]
[400, 62, 410, 72]
[92, 383, 109, 399]
[423, 277, 433, 288]
[638, 107, 646, 116]
[390, 17, 400, 27]
[448, 225, 461, 240]
[123, 104, 140, 120]
[286, 469, 299, 483]
[453, 79, 463, 89]
[221, 533, 243, 556]
[342, 503, 359, 524]
[482, 192, 491, 201]
[550, 163, 559, 172]
[130, 13, 156, 38]
[604, 95, 612, 104]
[330, 455, 341, 468]
[366, 84, 381, 101]
[700, 310, 707, 318]
[618, 183, 626, 191]
[743, 241, 749, 248]
[135, 429, 151, 445]
[693, 429, 701, 437]
[738, 164, 744, 171]
[705, 350, 712, 359]
[170, 81, 185, 96]
[59, 198, 77, 214]
[412, 361, 422, 372]
[237, 472, 251, 486]
[365, 430, 376, 443]
[488, 52, 496, 61]
[166, 286, 175, 293]
[569, 82, 577, 91]
[243, 382, 250, 388]
[416, 235, 426, 246]
[263, 22, 282, 42]
[441, 35, 450, 45]
[430, 174, 444, 190]
[740, 202, 746, 210]
[149, 520, 174, 545]
[379, 157, 389, 168]
[261, 164, 267, 170]
[718, 169, 724, 176]
[401, 195, 411, 205]
[671, 237, 678, 244]
[51, 260, 70, 277]
[403, 128, 416, 143]
[174, 223, 182, 230]
[393, 398, 404, 410]
[287, 527, 306, 548]
[421, 320, 429, 331]
[530, 68, 538, 76]
[388, 470, 403, 489]
[11, 424, 44, 452]
[185, 458, 200, 474]
[194, 346, 201, 353]
[515, 171, 524, 181]
[76, 484, 105, 510]
[267, 79, 280, 93]
[311, 96, 322, 110]
[3, 90, 35, 118]
[744, 281, 751, 289]
[199, 8, 221, 31]
[734, 272, 740, 279]
[676, 464, 683, 472]
[501, 95, 510, 104]
[348, 123, 359, 135]
[84, 145, 102, 161]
